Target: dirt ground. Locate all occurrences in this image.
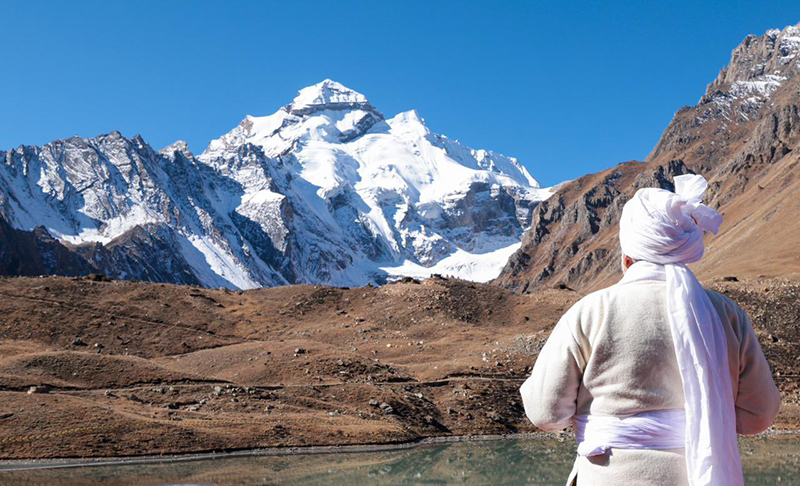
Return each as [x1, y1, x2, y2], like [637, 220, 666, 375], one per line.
[0, 274, 796, 459]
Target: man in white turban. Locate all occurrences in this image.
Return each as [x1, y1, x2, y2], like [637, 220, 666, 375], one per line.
[520, 174, 780, 486]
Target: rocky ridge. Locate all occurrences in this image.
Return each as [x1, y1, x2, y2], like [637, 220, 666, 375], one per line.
[495, 23, 800, 292]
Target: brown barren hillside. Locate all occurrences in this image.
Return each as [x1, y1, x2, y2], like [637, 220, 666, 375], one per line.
[0, 274, 797, 459]
[0, 275, 573, 459]
[495, 23, 800, 293]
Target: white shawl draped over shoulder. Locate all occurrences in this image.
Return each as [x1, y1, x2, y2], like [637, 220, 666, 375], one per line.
[619, 174, 743, 486]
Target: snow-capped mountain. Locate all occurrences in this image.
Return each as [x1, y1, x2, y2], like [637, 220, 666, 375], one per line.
[0, 80, 552, 288]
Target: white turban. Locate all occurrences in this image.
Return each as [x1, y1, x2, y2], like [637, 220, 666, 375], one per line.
[619, 174, 743, 486]
[620, 175, 722, 265]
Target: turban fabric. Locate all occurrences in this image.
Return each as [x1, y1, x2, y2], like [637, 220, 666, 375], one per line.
[619, 174, 743, 486]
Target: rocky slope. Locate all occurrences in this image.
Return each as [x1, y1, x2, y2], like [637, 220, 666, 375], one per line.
[0, 80, 551, 289]
[495, 23, 800, 292]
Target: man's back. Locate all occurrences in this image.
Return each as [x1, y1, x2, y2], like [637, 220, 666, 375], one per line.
[520, 275, 780, 485]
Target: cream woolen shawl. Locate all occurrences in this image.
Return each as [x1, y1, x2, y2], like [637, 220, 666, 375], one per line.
[619, 174, 743, 486]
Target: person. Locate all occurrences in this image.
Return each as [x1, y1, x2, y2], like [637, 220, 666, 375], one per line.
[519, 174, 781, 486]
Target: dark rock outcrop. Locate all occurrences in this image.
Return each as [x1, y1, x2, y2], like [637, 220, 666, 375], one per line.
[0, 216, 95, 277]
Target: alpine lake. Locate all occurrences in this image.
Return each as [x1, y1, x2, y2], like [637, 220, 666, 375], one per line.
[1, 434, 799, 485]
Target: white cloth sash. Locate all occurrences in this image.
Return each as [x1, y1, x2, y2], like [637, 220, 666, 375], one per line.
[618, 174, 743, 486]
[574, 410, 686, 457]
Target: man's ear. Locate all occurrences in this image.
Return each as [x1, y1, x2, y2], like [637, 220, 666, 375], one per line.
[623, 255, 635, 270]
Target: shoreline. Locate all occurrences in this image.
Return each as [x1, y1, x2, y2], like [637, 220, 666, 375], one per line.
[0, 432, 554, 471]
[3, 428, 798, 472]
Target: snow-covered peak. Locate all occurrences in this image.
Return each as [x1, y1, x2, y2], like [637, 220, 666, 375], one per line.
[201, 81, 542, 195]
[159, 140, 193, 158]
[288, 79, 374, 115]
[377, 109, 542, 191]
[195, 79, 552, 285]
[201, 81, 384, 161]
[378, 109, 427, 138]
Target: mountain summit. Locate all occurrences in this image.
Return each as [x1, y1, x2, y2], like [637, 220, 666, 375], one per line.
[0, 80, 551, 288]
[289, 79, 374, 114]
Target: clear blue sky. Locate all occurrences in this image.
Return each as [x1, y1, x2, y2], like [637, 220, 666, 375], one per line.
[2, 1, 799, 186]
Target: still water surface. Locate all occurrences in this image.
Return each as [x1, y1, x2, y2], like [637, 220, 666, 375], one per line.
[1, 436, 799, 485]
